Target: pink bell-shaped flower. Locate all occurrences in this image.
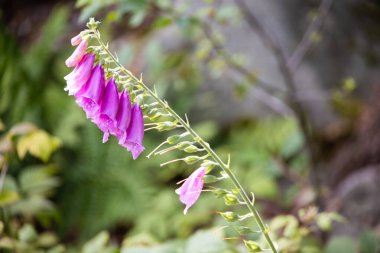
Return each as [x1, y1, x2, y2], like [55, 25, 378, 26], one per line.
[64, 53, 95, 95]
[71, 33, 82, 46]
[121, 103, 144, 160]
[94, 78, 119, 143]
[75, 64, 105, 119]
[176, 167, 206, 215]
[65, 39, 88, 67]
[115, 91, 132, 145]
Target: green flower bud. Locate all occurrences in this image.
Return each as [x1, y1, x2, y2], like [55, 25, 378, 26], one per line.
[220, 211, 239, 222]
[183, 156, 202, 164]
[149, 113, 162, 121]
[184, 145, 201, 153]
[202, 175, 219, 183]
[243, 240, 262, 252]
[157, 122, 177, 132]
[224, 193, 239, 205]
[212, 188, 229, 198]
[167, 135, 181, 144]
[177, 141, 193, 150]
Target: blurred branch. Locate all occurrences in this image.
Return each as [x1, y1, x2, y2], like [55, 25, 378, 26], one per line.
[287, 0, 333, 72]
[0, 162, 8, 192]
[201, 22, 295, 116]
[233, 0, 311, 143]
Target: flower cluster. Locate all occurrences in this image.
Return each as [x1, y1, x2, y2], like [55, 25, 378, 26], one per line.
[64, 28, 207, 214]
[64, 34, 145, 160]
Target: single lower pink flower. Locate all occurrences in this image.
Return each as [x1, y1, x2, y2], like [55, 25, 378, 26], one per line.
[121, 103, 144, 160]
[64, 53, 95, 95]
[115, 91, 132, 144]
[176, 167, 206, 215]
[65, 40, 88, 67]
[93, 78, 119, 143]
[75, 64, 105, 119]
[71, 33, 82, 46]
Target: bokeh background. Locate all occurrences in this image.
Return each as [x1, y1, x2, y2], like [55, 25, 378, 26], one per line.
[0, 0, 379, 252]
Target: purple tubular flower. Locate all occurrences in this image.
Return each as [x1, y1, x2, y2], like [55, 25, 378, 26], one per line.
[65, 40, 88, 67]
[64, 53, 95, 95]
[93, 78, 119, 143]
[121, 103, 145, 160]
[75, 64, 105, 119]
[115, 91, 132, 145]
[176, 167, 206, 215]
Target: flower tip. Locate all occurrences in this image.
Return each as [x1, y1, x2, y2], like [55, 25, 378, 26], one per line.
[102, 133, 109, 143]
[71, 33, 82, 46]
[130, 145, 145, 160]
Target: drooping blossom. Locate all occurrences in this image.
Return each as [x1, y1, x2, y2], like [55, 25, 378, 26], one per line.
[71, 33, 82, 46]
[65, 39, 88, 67]
[176, 167, 206, 214]
[121, 103, 144, 159]
[75, 64, 105, 119]
[93, 78, 119, 143]
[64, 53, 95, 95]
[115, 91, 132, 145]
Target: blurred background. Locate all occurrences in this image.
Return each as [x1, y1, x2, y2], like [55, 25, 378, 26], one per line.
[0, 0, 379, 252]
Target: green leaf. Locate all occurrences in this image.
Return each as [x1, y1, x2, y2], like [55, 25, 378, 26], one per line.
[129, 11, 147, 27]
[17, 130, 61, 162]
[184, 230, 229, 253]
[83, 231, 110, 253]
[0, 190, 19, 207]
[18, 224, 38, 242]
[153, 17, 172, 29]
[360, 231, 379, 253]
[325, 236, 356, 253]
[19, 165, 60, 196]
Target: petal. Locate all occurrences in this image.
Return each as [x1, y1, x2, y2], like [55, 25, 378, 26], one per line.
[64, 53, 95, 95]
[93, 79, 120, 141]
[75, 64, 105, 119]
[115, 91, 132, 144]
[71, 33, 82, 46]
[65, 40, 88, 67]
[121, 103, 145, 159]
[176, 167, 206, 214]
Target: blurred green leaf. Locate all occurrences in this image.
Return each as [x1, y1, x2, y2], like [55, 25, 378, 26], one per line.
[19, 165, 60, 196]
[17, 130, 61, 162]
[360, 231, 379, 253]
[0, 190, 19, 207]
[18, 224, 38, 242]
[325, 236, 356, 253]
[184, 230, 229, 253]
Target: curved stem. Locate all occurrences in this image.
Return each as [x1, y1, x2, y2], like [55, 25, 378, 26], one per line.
[93, 30, 278, 253]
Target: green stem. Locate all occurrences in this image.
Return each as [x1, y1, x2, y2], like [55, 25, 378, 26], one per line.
[93, 30, 278, 253]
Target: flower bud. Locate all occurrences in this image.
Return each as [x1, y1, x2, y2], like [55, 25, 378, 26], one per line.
[220, 211, 239, 222]
[224, 193, 239, 205]
[167, 135, 181, 144]
[183, 156, 202, 164]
